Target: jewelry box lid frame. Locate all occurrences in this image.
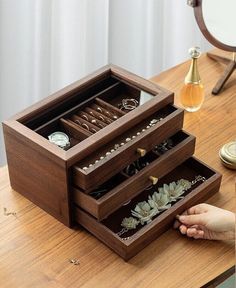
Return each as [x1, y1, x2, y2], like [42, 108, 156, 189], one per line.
[3, 65, 175, 169]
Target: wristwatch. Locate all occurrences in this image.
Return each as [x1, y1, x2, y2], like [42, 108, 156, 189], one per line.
[48, 132, 70, 150]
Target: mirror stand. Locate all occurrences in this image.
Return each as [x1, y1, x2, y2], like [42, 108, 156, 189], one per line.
[207, 52, 236, 95]
[189, 0, 236, 95]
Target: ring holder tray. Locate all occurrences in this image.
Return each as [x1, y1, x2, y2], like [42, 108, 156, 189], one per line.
[2, 65, 222, 260]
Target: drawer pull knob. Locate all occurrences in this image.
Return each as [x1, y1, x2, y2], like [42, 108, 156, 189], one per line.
[149, 176, 159, 185]
[137, 148, 147, 157]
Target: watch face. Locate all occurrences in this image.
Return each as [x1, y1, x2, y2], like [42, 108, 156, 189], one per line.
[48, 132, 70, 150]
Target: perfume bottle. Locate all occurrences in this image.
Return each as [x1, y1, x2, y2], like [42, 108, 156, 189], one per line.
[179, 47, 204, 112]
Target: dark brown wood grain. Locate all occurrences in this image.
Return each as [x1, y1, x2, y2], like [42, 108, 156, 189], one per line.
[193, 0, 236, 52]
[3, 123, 71, 227]
[73, 131, 196, 220]
[0, 50, 234, 287]
[193, 1, 236, 94]
[210, 56, 236, 95]
[72, 106, 184, 190]
[75, 157, 222, 260]
[2, 65, 174, 226]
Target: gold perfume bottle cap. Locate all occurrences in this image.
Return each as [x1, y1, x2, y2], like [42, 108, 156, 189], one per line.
[219, 141, 236, 170]
[185, 46, 202, 84]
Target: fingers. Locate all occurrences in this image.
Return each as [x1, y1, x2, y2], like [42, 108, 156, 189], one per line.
[177, 224, 205, 239]
[186, 228, 204, 239]
[187, 203, 210, 215]
[178, 214, 206, 226]
[179, 225, 187, 235]
[174, 203, 213, 233]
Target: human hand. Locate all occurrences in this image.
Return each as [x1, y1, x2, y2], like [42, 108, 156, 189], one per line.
[174, 203, 235, 240]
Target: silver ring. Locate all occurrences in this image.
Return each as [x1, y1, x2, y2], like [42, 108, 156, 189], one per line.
[81, 114, 89, 121]
[90, 128, 97, 133]
[82, 123, 90, 131]
[97, 107, 103, 113]
[98, 115, 105, 122]
[105, 111, 111, 117]
[119, 98, 139, 111]
[75, 119, 81, 125]
[91, 119, 97, 125]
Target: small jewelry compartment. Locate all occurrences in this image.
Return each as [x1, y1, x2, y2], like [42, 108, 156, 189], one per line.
[72, 105, 184, 190]
[35, 117, 91, 149]
[74, 157, 222, 260]
[22, 69, 167, 152]
[72, 130, 196, 220]
[63, 98, 125, 135]
[98, 81, 155, 112]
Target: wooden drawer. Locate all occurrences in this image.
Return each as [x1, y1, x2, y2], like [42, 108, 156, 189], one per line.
[72, 105, 184, 190]
[72, 131, 196, 220]
[3, 65, 174, 226]
[74, 157, 222, 261]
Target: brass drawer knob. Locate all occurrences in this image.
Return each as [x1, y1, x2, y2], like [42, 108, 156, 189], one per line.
[136, 148, 147, 157]
[149, 176, 159, 185]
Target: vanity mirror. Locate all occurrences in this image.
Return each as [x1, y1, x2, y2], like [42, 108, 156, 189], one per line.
[188, 0, 236, 94]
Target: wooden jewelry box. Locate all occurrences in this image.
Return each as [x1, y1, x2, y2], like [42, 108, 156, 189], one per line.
[3, 65, 222, 261]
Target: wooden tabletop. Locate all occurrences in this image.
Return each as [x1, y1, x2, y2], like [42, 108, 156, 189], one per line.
[0, 49, 235, 288]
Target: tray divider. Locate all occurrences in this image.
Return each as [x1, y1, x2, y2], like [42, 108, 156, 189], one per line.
[84, 107, 114, 125]
[70, 115, 101, 133]
[95, 98, 126, 117]
[60, 118, 92, 139]
[77, 111, 107, 128]
[34, 81, 122, 133]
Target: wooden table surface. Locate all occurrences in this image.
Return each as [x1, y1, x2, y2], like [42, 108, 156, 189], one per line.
[0, 49, 235, 288]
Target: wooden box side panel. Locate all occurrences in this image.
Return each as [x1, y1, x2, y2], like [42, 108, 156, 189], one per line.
[3, 123, 71, 227]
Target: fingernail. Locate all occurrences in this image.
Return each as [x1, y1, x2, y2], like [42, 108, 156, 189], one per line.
[176, 214, 180, 220]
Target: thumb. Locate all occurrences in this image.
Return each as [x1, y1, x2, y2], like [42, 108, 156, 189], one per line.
[179, 214, 206, 226]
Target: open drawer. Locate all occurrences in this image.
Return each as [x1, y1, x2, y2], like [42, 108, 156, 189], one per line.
[74, 157, 222, 260]
[72, 105, 184, 190]
[72, 131, 196, 220]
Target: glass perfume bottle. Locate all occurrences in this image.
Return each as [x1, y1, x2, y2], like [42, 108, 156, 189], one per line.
[179, 47, 204, 112]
